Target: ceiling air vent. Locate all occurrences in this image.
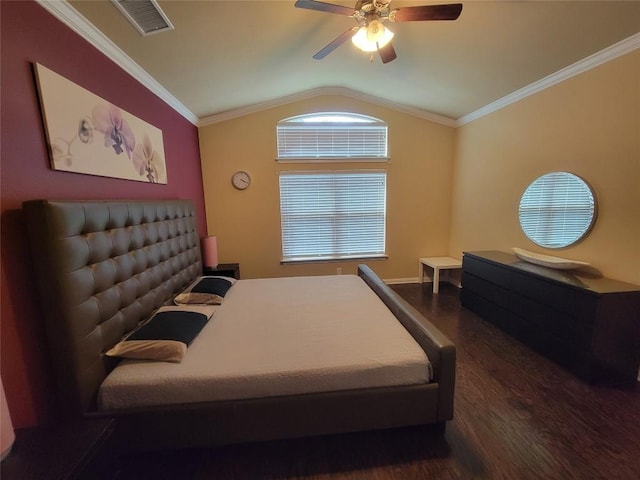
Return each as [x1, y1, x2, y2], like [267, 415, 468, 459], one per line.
[111, 0, 174, 36]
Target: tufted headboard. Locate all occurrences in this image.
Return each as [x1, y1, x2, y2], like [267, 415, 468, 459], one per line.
[22, 199, 203, 417]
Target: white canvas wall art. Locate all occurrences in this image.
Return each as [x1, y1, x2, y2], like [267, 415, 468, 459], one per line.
[34, 63, 167, 184]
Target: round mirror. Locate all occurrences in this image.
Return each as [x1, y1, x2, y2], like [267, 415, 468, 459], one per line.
[518, 172, 596, 249]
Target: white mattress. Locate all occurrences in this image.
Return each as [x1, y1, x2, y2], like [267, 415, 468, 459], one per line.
[98, 274, 431, 410]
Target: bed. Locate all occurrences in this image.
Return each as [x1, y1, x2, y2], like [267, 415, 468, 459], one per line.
[22, 199, 456, 451]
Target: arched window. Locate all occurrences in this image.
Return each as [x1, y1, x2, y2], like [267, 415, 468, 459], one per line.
[276, 112, 388, 161]
[277, 112, 388, 262]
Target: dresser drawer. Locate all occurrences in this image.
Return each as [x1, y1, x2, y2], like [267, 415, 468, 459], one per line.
[460, 288, 515, 335]
[510, 269, 597, 321]
[462, 255, 511, 289]
[509, 293, 592, 347]
[462, 271, 510, 307]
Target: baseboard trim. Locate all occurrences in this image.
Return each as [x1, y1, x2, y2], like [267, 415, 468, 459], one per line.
[384, 277, 420, 285]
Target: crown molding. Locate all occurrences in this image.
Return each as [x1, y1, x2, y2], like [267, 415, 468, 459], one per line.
[457, 32, 640, 126]
[36, 0, 199, 125]
[198, 87, 458, 127]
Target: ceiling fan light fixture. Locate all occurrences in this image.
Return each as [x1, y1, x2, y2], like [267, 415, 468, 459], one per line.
[296, 1, 462, 62]
[351, 23, 394, 52]
[366, 20, 384, 42]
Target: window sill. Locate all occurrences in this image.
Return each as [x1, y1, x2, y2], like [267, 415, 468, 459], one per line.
[276, 157, 390, 164]
[281, 255, 388, 265]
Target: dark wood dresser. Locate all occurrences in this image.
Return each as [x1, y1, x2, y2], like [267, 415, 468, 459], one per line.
[461, 250, 640, 384]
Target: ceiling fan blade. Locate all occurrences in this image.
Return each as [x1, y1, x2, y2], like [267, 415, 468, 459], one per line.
[294, 0, 355, 16]
[313, 27, 358, 60]
[392, 3, 463, 22]
[378, 42, 397, 64]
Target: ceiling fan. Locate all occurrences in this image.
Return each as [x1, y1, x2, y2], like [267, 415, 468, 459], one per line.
[295, 0, 463, 63]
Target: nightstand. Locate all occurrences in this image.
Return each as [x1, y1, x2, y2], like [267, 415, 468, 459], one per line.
[203, 262, 240, 279]
[1, 418, 115, 480]
[418, 257, 462, 294]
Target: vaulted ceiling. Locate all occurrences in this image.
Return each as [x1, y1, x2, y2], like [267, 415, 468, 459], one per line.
[60, 1, 640, 125]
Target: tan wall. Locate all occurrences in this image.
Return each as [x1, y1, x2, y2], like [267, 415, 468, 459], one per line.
[449, 50, 640, 285]
[199, 95, 455, 280]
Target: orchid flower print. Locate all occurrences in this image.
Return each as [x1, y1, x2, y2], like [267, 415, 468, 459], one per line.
[51, 116, 95, 166]
[50, 102, 164, 183]
[133, 134, 166, 183]
[36, 63, 167, 183]
[92, 104, 135, 158]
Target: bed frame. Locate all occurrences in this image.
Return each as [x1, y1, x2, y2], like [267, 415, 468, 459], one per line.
[22, 199, 456, 451]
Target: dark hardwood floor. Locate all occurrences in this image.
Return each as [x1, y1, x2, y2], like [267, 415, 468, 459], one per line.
[115, 283, 640, 480]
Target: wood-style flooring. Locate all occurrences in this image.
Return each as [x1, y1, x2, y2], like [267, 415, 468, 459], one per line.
[115, 283, 640, 480]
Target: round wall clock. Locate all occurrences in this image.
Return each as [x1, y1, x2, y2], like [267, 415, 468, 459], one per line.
[231, 171, 251, 190]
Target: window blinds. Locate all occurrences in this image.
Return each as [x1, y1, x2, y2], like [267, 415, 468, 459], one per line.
[519, 172, 595, 248]
[276, 114, 388, 159]
[279, 171, 387, 261]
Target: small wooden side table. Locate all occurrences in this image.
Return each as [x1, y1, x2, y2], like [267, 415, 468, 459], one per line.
[203, 262, 240, 279]
[1, 418, 115, 480]
[418, 257, 462, 294]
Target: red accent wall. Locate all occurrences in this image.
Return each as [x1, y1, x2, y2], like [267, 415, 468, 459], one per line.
[0, 1, 207, 427]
